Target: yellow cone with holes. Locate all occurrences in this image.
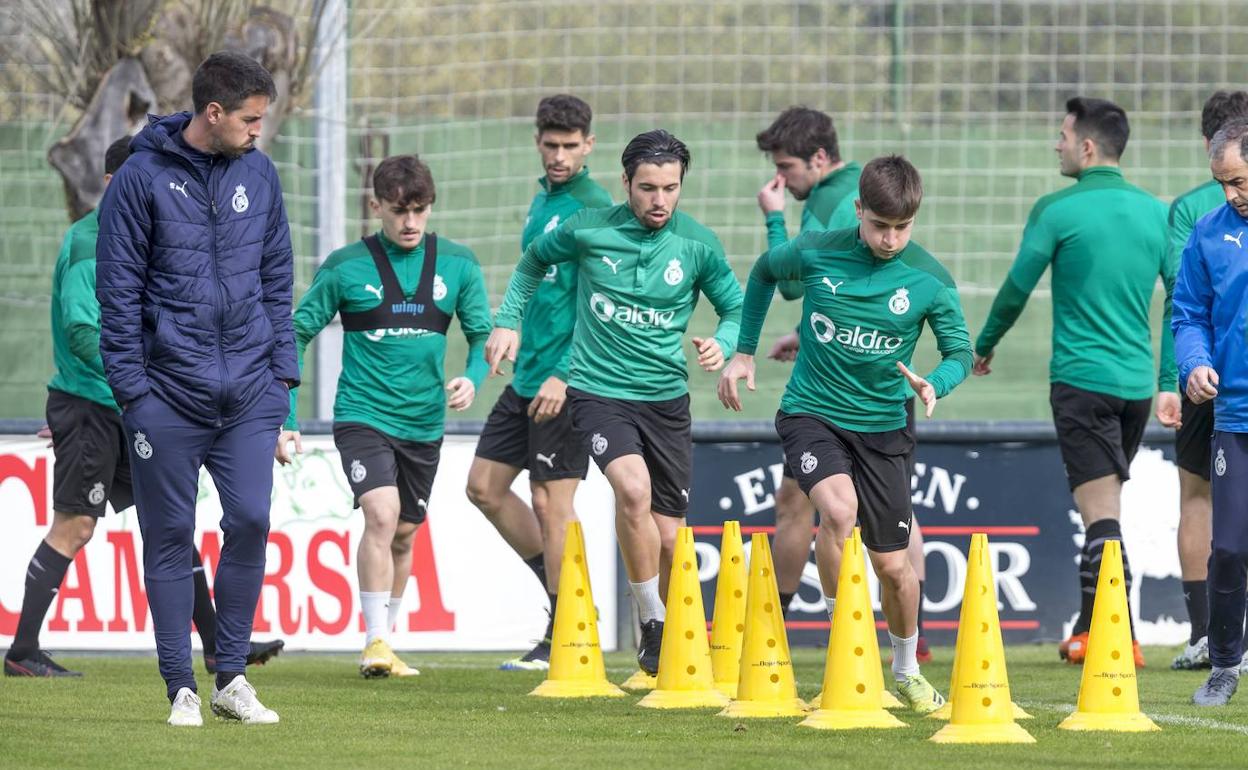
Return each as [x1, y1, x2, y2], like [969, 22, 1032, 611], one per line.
[710, 521, 749, 698]
[531, 521, 626, 698]
[930, 534, 1031, 723]
[800, 529, 905, 730]
[718, 533, 808, 717]
[619, 670, 656, 691]
[930, 533, 1034, 743]
[1058, 540, 1159, 732]
[638, 527, 731, 709]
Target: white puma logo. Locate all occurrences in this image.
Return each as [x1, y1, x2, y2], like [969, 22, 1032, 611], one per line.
[536, 452, 556, 468]
[821, 277, 844, 294]
[168, 180, 189, 198]
[364, 284, 383, 301]
[680, 489, 689, 501]
[897, 520, 910, 531]
[601, 256, 622, 274]
[1225, 231, 1243, 248]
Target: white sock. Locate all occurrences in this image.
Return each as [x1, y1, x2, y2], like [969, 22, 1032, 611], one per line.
[388, 595, 404, 633]
[824, 595, 836, 620]
[361, 591, 390, 645]
[630, 576, 665, 623]
[890, 631, 920, 681]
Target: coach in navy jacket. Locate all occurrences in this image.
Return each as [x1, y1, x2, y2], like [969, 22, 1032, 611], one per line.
[1173, 119, 1248, 706]
[96, 51, 293, 726]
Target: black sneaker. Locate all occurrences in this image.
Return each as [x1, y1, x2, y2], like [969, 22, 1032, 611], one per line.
[204, 640, 286, 673]
[1193, 669, 1240, 706]
[4, 650, 83, 677]
[637, 619, 663, 675]
[500, 612, 553, 671]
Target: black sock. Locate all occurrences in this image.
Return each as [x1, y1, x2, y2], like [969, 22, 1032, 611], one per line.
[216, 671, 243, 691]
[1184, 580, 1209, 644]
[548, 591, 558, 618]
[524, 553, 547, 592]
[8, 541, 73, 660]
[779, 591, 795, 614]
[917, 580, 926, 636]
[1084, 519, 1133, 634]
[191, 548, 217, 657]
[1073, 540, 1094, 635]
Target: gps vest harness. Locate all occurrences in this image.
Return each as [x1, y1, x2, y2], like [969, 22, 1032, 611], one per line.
[339, 234, 452, 335]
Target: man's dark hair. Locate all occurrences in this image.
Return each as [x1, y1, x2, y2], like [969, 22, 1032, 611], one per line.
[373, 155, 436, 206]
[621, 129, 691, 182]
[1201, 91, 1248, 141]
[858, 155, 923, 220]
[192, 51, 277, 114]
[536, 94, 593, 135]
[104, 137, 131, 176]
[755, 106, 840, 164]
[1065, 97, 1130, 160]
[1209, 120, 1248, 165]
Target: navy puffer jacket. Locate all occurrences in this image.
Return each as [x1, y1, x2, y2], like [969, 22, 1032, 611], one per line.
[96, 112, 299, 427]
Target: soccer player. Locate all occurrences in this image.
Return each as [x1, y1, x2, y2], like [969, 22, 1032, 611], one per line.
[719, 155, 970, 713]
[756, 109, 930, 659]
[1174, 119, 1248, 705]
[281, 154, 490, 679]
[4, 138, 283, 680]
[466, 95, 612, 671]
[97, 52, 298, 726]
[973, 97, 1174, 667]
[486, 130, 743, 676]
[1164, 91, 1248, 672]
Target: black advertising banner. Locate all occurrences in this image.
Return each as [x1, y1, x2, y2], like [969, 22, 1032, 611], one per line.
[687, 439, 1186, 647]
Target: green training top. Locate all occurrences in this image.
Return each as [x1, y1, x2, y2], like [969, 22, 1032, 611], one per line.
[738, 227, 973, 432]
[49, 209, 118, 410]
[976, 166, 1175, 399]
[286, 232, 492, 441]
[512, 168, 613, 398]
[494, 204, 743, 401]
[765, 162, 862, 300]
[1169, 179, 1225, 266]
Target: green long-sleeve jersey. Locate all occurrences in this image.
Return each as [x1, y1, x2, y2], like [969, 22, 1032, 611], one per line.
[49, 209, 117, 410]
[512, 168, 613, 398]
[1170, 179, 1225, 264]
[976, 166, 1175, 399]
[738, 227, 973, 432]
[494, 204, 744, 401]
[765, 162, 862, 300]
[287, 232, 492, 441]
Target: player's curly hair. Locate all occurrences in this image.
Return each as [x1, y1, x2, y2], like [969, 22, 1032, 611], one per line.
[372, 155, 436, 207]
[621, 129, 690, 182]
[1202, 91, 1248, 141]
[859, 155, 923, 220]
[535, 94, 593, 135]
[755, 106, 841, 164]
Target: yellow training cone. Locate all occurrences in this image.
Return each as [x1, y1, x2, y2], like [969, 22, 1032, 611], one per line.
[1059, 540, 1159, 732]
[710, 521, 749, 698]
[718, 533, 807, 717]
[619, 670, 656, 691]
[531, 521, 626, 698]
[638, 527, 730, 709]
[800, 530, 905, 730]
[930, 534, 1034, 743]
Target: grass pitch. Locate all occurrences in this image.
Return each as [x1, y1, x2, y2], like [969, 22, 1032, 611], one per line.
[2, 645, 1246, 769]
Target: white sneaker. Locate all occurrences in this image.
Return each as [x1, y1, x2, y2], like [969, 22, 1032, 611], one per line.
[1172, 636, 1211, 670]
[211, 675, 280, 724]
[168, 687, 203, 727]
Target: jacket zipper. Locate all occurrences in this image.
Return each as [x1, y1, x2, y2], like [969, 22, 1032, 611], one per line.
[207, 158, 229, 427]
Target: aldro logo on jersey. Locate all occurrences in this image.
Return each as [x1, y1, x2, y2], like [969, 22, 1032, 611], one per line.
[589, 293, 675, 328]
[809, 313, 903, 355]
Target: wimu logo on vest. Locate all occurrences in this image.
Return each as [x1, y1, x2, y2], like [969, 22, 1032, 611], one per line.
[809, 312, 903, 354]
[589, 292, 675, 328]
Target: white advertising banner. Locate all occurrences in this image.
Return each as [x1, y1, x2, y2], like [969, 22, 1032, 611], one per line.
[0, 435, 619, 652]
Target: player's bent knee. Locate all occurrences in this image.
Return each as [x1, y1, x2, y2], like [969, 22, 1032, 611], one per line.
[50, 512, 98, 553]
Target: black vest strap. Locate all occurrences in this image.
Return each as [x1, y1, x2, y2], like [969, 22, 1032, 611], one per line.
[339, 234, 452, 335]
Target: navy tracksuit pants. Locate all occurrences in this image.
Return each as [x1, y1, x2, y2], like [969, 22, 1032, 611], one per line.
[122, 382, 287, 699]
[1209, 431, 1248, 669]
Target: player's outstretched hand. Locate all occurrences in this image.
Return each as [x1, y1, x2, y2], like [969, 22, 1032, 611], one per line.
[528, 376, 567, 424]
[485, 328, 520, 376]
[767, 331, 800, 362]
[1187, 366, 1219, 405]
[692, 336, 725, 372]
[717, 353, 756, 412]
[897, 361, 936, 418]
[275, 430, 302, 465]
[757, 173, 787, 214]
[446, 376, 475, 411]
[1155, 391, 1182, 429]
[972, 351, 993, 376]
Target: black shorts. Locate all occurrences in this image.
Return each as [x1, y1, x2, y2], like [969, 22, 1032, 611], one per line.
[567, 388, 691, 517]
[46, 389, 133, 517]
[332, 422, 441, 524]
[1176, 393, 1214, 481]
[775, 411, 914, 553]
[1050, 382, 1151, 490]
[474, 385, 589, 482]
[780, 399, 916, 482]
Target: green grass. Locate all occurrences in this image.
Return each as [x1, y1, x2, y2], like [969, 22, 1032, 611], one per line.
[2, 646, 1245, 768]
